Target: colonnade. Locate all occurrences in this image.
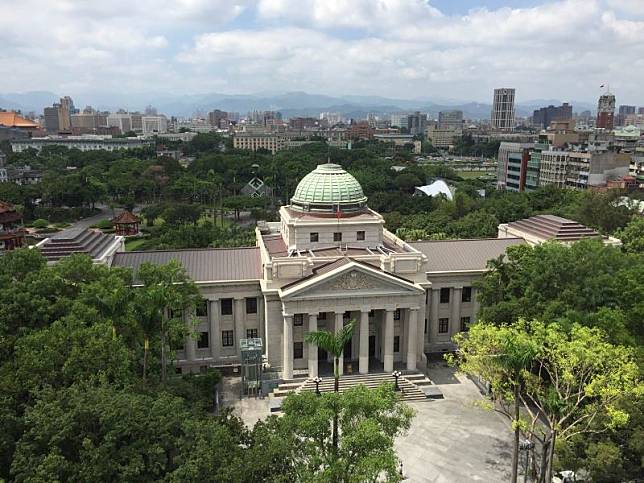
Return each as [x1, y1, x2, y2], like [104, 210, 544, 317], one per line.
[282, 307, 419, 380]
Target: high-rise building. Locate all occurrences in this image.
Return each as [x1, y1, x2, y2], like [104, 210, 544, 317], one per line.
[438, 110, 463, 131]
[43, 106, 60, 133]
[389, 113, 409, 129]
[491, 88, 516, 131]
[638, 107, 644, 115]
[208, 109, 228, 128]
[619, 105, 636, 115]
[532, 103, 572, 129]
[596, 92, 616, 130]
[407, 111, 427, 135]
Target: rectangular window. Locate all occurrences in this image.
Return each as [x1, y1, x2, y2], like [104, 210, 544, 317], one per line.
[294, 314, 304, 326]
[222, 330, 234, 347]
[197, 331, 209, 349]
[440, 288, 450, 304]
[246, 328, 258, 339]
[246, 297, 257, 314]
[310, 232, 319, 242]
[196, 299, 208, 317]
[460, 316, 471, 332]
[333, 232, 342, 242]
[221, 298, 233, 315]
[394, 309, 401, 321]
[461, 287, 472, 303]
[294, 342, 304, 359]
[438, 318, 449, 334]
[357, 230, 365, 241]
[169, 307, 183, 319]
[393, 335, 400, 352]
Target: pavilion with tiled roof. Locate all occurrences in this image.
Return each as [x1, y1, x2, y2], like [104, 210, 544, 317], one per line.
[0, 201, 26, 251]
[111, 211, 141, 236]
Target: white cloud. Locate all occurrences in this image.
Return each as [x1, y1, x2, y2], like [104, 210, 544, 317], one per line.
[0, 0, 643, 105]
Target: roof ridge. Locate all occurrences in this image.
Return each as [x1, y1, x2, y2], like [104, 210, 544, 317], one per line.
[115, 246, 258, 255]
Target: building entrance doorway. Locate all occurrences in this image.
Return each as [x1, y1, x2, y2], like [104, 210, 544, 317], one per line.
[343, 339, 352, 359]
[318, 347, 327, 361]
[369, 335, 376, 357]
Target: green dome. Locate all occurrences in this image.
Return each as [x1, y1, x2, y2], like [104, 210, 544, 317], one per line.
[291, 163, 367, 212]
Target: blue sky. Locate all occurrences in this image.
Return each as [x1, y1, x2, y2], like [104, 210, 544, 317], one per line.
[0, 0, 643, 105]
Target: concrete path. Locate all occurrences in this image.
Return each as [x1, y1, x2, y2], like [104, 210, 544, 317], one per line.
[395, 364, 513, 482]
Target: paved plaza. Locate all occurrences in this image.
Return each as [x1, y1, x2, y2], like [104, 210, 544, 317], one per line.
[395, 364, 513, 482]
[222, 363, 513, 482]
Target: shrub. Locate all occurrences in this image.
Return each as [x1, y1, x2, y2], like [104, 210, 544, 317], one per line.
[32, 219, 49, 229]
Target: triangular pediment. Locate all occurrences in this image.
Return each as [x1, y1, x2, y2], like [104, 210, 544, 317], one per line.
[280, 260, 423, 300]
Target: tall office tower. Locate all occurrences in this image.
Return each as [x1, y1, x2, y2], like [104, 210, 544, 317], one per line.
[596, 92, 616, 130]
[639, 107, 644, 115]
[438, 110, 463, 131]
[491, 88, 516, 131]
[532, 103, 573, 129]
[43, 105, 60, 133]
[619, 105, 636, 115]
[407, 111, 427, 135]
[57, 96, 74, 131]
[208, 109, 228, 128]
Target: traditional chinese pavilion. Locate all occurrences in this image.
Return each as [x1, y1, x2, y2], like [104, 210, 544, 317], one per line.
[111, 211, 140, 236]
[0, 201, 26, 251]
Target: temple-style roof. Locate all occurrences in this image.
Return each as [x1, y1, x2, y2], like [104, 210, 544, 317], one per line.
[0, 201, 22, 224]
[112, 247, 262, 283]
[411, 238, 525, 273]
[111, 211, 140, 224]
[291, 163, 367, 212]
[506, 215, 601, 242]
[0, 111, 38, 128]
[37, 228, 119, 263]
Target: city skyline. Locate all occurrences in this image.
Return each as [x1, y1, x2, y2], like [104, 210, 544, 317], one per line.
[1, 0, 643, 104]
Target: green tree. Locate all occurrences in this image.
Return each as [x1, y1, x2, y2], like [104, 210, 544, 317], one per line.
[615, 216, 644, 253]
[305, 321, 355, 451]
[258, 384, 413, 482]
[137, 261, 200, 384]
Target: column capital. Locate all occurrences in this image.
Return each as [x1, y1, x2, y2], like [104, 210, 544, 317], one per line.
[360, 307, 371, 314]
[282, 312, 294, 319]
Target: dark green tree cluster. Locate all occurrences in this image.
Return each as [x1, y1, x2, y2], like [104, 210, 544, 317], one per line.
[473, 236, 644, 482]
[0, 249, 412, 482]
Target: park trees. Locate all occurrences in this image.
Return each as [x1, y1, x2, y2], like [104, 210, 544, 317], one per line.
[305, 321, 355, 452]
[450, 321, 642, 483]
[254, 384, 414, 482]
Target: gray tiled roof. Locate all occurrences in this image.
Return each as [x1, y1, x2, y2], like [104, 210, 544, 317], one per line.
[410, 238, 525, 272]
[112, 247, 262, 282]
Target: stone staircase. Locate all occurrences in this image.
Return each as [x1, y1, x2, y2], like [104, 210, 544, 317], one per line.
[269, 371, 435, 409]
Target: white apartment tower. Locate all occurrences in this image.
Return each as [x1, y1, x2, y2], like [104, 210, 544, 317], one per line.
[491, 88, 516, 131]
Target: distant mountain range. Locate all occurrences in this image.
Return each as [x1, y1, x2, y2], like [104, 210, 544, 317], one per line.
[0, 90, 597, 120]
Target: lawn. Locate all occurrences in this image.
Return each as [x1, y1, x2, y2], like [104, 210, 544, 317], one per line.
[125, 238, 147, 251]
[456, 170, 487, 179]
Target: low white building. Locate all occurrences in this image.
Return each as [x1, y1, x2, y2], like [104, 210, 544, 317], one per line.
[11, 136, 152, 152]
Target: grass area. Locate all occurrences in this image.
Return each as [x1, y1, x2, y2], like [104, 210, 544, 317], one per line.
[456, 170, 488, 179]
[125, 238, 147, 251]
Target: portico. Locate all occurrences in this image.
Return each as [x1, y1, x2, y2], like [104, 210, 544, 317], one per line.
[278, 258, 425, 379]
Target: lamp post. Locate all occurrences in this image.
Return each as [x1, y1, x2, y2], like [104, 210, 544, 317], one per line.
[392, 370, 402, 391]
[313, 376, 322, 396]
[519, 440, 535, 483]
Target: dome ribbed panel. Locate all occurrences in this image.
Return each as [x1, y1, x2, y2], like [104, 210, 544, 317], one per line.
[291, 163, 367, 210]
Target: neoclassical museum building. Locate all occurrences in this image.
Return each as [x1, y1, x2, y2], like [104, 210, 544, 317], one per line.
[113, 163, 527, 378]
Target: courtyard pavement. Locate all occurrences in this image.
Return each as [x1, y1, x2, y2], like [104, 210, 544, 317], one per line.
[221, 363, 513, 482]
[395, 363, 513, 482]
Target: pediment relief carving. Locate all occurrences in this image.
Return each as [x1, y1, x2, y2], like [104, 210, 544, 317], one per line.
[323, 270, 381, 290]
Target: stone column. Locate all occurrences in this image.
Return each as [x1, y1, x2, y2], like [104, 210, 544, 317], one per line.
[335, 312, 344, 376]
[283, 314, 293, 380]
[451, 287, 462, 337]
[234, 297, 245, 354]
[472, 287, 481, 324]
[308, 313, 318, 377]
[185, 332, 196, 362]
[384, 309, 395, 372]
[258, 296, 265, 353]
[359, 309, 369, 374]
[209, 299, 220, 360]
[407, 308, 419, 370]
[430, 289, 440, 342]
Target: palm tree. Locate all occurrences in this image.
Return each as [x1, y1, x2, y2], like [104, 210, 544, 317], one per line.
[305, 320, 355, 451]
